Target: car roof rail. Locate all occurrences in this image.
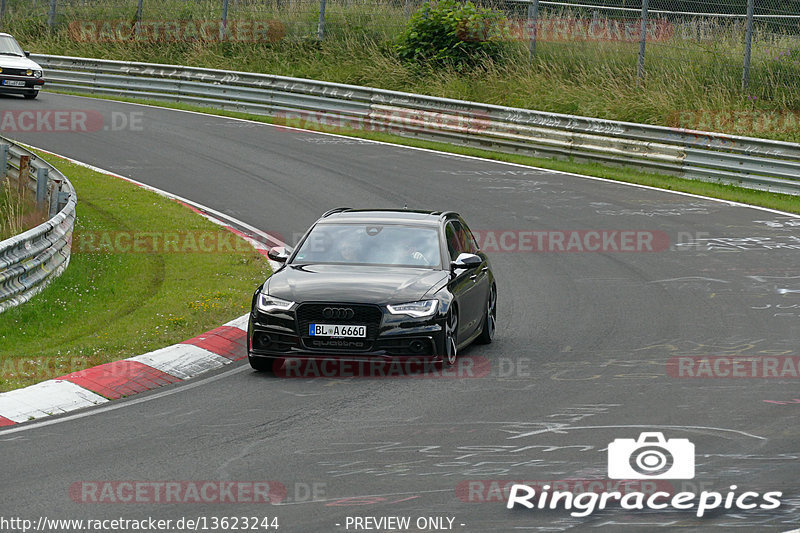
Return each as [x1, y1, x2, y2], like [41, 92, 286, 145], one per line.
[321, 207, 352, 218]
[438, 211, 458, 220]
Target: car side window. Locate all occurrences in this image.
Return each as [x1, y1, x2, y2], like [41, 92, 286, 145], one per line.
[445, 221, 466, 261]
[458, 219, 480, 254]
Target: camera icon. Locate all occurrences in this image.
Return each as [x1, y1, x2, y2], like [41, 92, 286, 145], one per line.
[608, 432, 695, 479]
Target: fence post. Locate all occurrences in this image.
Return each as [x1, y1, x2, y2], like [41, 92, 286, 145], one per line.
[135, 0, 143, 38]
[0, 0, 7, 30]
[0, 144, 8, 178]
[35, 167, 49, 206]
[636, 0, 649, 86]
[48, 0, 57, 30]
[221, 0, 229, 41]
[317, 0, 327, 40]
[742, 0, 754, 90]
[18, 155, 30, 194]
[527, 0, 539, 60]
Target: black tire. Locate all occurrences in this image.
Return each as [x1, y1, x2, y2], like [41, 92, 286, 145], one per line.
[476, 284, 497, 345]
[249, 355, 277, 374]
[442, 308, 458, 366]
[23, 92, 37, 100]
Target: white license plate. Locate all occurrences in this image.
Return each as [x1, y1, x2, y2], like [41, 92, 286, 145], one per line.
[309, 324, 366, 337]
[2, 80, 25, 87]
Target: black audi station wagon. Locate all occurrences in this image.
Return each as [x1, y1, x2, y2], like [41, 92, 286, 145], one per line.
[247, 209, 497, 373]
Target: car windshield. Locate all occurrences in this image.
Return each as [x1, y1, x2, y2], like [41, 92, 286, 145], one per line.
[0, 35, 24, 56]
[292, 223, 441, 267]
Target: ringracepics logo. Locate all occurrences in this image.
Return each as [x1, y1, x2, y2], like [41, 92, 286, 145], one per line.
[507, 432, 782, 517]
[608, 432, 694, 479]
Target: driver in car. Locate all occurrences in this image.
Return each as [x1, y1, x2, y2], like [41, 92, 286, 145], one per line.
[338, 236, 362, 262]
[400, 238, 436, 266]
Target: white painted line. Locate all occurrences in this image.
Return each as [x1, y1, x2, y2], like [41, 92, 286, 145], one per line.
[224, 314, 249, 331]
[26, 145, 289, 249]
[0, 380, 108, 423]
[29, 148, 285, 271]
[43, 92, 800, 219]
[129, 344, 231, 381]
[0, 365, 251, 435]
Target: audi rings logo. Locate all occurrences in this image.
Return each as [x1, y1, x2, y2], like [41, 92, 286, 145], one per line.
[322, 307, 355, 320]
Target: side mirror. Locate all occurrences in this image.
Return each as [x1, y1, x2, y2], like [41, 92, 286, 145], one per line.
[450, 252, 482, 272]
[24, 51, 30, 58]
[267, 246, 291, 263]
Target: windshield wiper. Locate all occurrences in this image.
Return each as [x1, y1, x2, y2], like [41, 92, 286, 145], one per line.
[0, 52, 23, 56]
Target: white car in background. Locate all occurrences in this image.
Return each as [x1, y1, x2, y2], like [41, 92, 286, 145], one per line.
[0, 33, 44, 99]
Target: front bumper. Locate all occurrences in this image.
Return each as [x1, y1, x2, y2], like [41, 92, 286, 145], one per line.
[0, 76, 45, 94]
[248, 303, 446, 362]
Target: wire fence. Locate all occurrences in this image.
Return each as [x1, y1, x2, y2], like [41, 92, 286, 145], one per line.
[1, 0, 798, 97]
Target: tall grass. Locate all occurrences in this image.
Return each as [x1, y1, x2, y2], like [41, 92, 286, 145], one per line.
[0, 180, 46, 241]
[2, 0, 799, 141]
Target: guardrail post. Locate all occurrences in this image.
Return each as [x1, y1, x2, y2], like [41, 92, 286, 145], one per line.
[742, 0, 755, 90]
[18, 155, 30, 194]
[57, 191, 70, 213]
[0, 144, 8, 178]
[317, 0, 327, 40]
[527, 0, 539, 61]
[636, 0, 649, 86]
[36, 167, 49, 206]
[49, 180, 60, 217]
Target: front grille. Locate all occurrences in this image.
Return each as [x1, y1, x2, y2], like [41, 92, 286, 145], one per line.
[296, 303, 383, 350]
[1, 68, 28, 76]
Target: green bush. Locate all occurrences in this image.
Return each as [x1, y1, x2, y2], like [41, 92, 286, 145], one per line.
[395, 0, 506, 69]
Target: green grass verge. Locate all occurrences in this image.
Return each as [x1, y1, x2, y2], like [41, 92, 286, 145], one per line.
[48, 89, 800, 215]
[0, 152, 270, 392]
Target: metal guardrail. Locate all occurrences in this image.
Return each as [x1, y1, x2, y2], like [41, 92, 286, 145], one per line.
[0, 136, 76, 314]
[33, 54, 800, 195]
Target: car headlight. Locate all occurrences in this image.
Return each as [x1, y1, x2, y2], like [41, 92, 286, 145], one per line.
[387, 300, 438, 318]
[256, 292, 294, 313]
[32, 70, 42, 79]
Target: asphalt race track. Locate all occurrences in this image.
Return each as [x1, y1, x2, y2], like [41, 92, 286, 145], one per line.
[1, 93, 799, 532]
